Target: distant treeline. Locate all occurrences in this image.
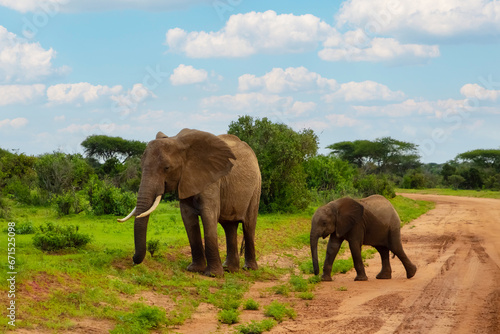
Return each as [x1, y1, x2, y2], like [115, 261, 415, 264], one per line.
[1, 115, 499, 217]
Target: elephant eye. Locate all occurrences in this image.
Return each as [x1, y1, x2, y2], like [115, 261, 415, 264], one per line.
[164, 166, 170, 171]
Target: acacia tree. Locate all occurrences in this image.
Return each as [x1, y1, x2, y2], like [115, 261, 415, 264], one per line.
[81, 135, 146, 163]
[327, 137, 420, 176]
[228, 116, 318, 213]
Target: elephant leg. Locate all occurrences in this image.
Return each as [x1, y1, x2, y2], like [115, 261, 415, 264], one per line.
[180, 204, 206, 273]
[349, 241, 368, 281]
[374, 246, 392, 279]
[200, 212, 224, 277]
[322, 236, 343, 281]
[242, 208, 258, 271]
[222, 222, 240, 272]
[392, 245, 417, 279]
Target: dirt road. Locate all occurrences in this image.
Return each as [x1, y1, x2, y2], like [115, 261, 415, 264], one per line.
[260, 193, 500, 334]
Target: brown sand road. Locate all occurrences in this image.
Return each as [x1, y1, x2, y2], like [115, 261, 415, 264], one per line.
[264, 193, 500, 334]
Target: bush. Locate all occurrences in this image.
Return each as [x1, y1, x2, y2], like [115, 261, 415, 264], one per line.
[32, 223, 92, 252]
[86, 176, 136, 215]
[236, 319, 277, 334]
[147, 239, 160, 257]
[243, 299, 259, 311]
[264, 301, 296, 322]
[218, 309, 240, 325]
[111, 304, 167, 334]
[15, 221, 36, 234]
[354, 173, 395, 198]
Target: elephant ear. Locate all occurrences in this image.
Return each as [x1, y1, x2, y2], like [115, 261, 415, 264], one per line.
[335, 198, 364, 238]
[176, 129, 236, 199]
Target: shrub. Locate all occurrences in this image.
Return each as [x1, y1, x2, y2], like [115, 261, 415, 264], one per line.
[218, 309, 240, 325]
[15, 221, 36, 234]
[32, 223, 92, 252]
[86, 176, 136, 216]
[236, 319, 277, 334]
[111, 304, 167, 334]
[147, 239, 160, 257]
[264, 301, 296, 322]
[354, 173, 395, 198]
[243, 299, 259, 311]
[289, 274, 309, 292]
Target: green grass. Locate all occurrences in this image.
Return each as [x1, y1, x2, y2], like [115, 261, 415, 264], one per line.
[263, 301, 296, 322]
[0, 196, 433, 332]
[236, 319, 277, 334]
[396, 188, 500, 199]
[390, 195, 436, 226]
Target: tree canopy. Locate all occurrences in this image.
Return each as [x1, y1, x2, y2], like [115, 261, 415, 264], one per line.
[81, 135, 147, 163]
[228, 115, 318, 212]
[327, 137, 420, 176]
[456, 149, 500, 172]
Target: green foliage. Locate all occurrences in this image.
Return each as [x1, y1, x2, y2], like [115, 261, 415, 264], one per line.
[82, 135, 146, 163]
[14, 221, 36, 234]
[243, 299, 260, 311]
[53, 190, 87, 216]
[264, 301, 296, 322]
[111, 304, 167, 334]
[218, 309, 240, 324]
[354, 173, 395, 198]
[298, 291, 314, 300]
[457, 149, 500, 172]
[304, 155, 356, 201]
[289, 274, 309, 292]
[32, 223, 92, 252]
[86, 175, 136, 215]
[236, 319, 277, 334]
[147, 239, 160, 257]
[328, 137, 420, 176]
[228, 116, 318, 213]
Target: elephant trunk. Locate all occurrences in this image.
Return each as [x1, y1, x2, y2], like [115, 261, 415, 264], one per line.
[132, 185, 159, 265]
[310, 233, 320, 276]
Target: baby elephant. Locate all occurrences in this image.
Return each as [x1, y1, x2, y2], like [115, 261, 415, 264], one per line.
[310, 195, 417, 281]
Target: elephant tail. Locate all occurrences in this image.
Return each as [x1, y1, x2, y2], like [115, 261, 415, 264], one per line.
[240, 239, 245, 256]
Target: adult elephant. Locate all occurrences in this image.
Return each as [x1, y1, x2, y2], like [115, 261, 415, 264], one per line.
[310, 195, 416, 281]
[118, 129, 261, 277]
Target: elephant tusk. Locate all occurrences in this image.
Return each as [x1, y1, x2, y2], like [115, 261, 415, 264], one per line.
[117, 207, 136, 222]
[137, 195, 162, 218]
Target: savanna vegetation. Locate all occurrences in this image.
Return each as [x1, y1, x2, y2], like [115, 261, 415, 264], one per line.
[0, 115, 497, 332]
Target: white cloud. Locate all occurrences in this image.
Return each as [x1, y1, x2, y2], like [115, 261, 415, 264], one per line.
[336, 0, 500, 41]
[323, 80, 405, 102]
[54, 115, 65, 122]
[58, 122, 130, 134]
[47, 82, 122, 104]
[0, 84, 45, 105]
[319, 33, 440, 63]
[290, 101, 316, 116]
[111, 83, 156, 115]
[0, 117, 29, 128]
[166, 10, 334, 58]
[170, 64, 208, 86]
[460, 83, 500, 101]
[0, 26, 68, 83]
[326, 114, 361, 127]
[0, 0, 212, 13]
[201, 92, 294, 112]
[238, 67, 337, 93]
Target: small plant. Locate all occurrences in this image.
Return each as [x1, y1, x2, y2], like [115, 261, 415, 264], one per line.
[273, 284, 290, 297]
[15, 221, 37, 234]
[111, 304, 167, 334]
[243, 298, 259, 310]
[236, 319, 277, 334]
[298, 291, 314, 300]
[332, 258, 354, 274]
[264, 301, 296, 323]
[32, 222, 92, 252]
[289, 274, 309, 292]
[147, 239, 160, 257]
[336, 286, 348, 291]
[218, 309, 240, 325]
[308, 275, 321, 284]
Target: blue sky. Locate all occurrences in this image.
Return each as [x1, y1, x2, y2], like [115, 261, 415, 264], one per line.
[0, 0, 499, 163]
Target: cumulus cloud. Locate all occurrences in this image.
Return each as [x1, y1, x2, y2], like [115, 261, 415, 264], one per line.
[0, 117, 29, 129]
[47, 82, 122, 104]
[170, 64, 208, 86]
[238, 67, 337, 93]
[166, 10, 334, 58]
[111, 83, 156, 115]
[58, 122, 130, 134]
[460, 83, 500, 101]
[0, 26, 68, 83]
[319, 31, 440, 63]
[336, 0, 500, 41]
[326, 114, 361, 127]
[201, 92, 294, 112]
[0, 0, 212, 13]
[323, 80, 405, 102]
[0, 84, 45, 105]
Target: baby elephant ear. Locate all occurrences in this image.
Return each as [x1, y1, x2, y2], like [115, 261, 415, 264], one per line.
[176, 129, 236, 199]
[156, 131, 168, 139]
[335, 198, 364, 238]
